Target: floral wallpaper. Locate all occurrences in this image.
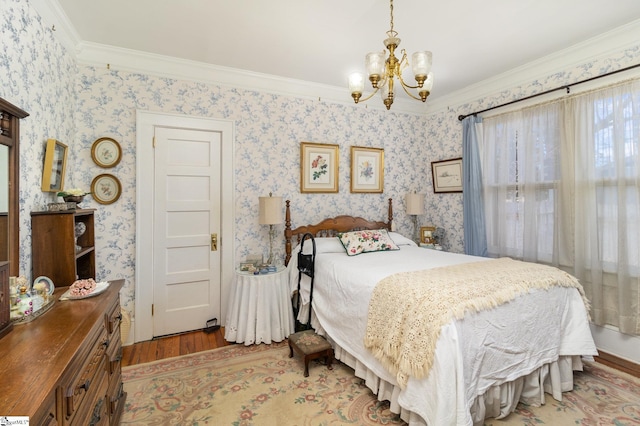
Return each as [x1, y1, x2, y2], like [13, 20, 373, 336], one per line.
[0, 0, 77, 275]
[2, 0, 640, 329]
[72, 67, 430, 313]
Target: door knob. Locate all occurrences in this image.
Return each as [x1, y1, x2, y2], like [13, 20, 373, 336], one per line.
[211, 233, 218, 251]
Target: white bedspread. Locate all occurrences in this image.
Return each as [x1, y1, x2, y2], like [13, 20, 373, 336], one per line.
[288, 236, 597, 426]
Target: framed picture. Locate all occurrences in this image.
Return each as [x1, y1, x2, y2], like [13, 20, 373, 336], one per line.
[91, 137, 122, 168]
[431, 157, 463, 193]
[420, 226, 436, 244]
[239, 262, 257, 273]
[32, 276, 54, 296]
[91, 174, 122, 204]
[350, 146, 384, 193]
[41, 139, 68, 192]
[300, 142, 339, 193]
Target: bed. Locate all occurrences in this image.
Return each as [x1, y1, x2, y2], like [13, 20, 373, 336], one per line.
[284, 198, 598, 426]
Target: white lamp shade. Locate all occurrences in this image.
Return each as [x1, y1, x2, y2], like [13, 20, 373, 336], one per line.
[259, 195, 283, 225]
[411, 51, 432, 77]
[406, 193, 425, 215]
[423, 72, 434, 91]
[348, 73, 365, 93]
[380, 80, 393, 101]
[365, 51, 386, 77]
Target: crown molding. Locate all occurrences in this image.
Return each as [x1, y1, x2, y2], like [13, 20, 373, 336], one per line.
[28, 0, 429, 116]
[30, 1, 640, 118]
[74, 41, 428, 115]
[426, 18, 640, 115]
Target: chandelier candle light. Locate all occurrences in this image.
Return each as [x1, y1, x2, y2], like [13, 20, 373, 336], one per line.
[259, 193, 283, 266]
[348, 0, 433, 110]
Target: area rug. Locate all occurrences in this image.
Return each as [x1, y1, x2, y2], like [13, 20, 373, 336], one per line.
[121, 341, 404, 425]
[485, 361, 640, 426]
[121, 342, 640, 426]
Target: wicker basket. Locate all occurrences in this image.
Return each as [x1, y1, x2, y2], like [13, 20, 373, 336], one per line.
[120, 308, 131, 344]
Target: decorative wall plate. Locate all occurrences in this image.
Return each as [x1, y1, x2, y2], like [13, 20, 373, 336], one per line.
[91, 173, 122, 204]
[33, 276, 54, 296]
[91, 137, 122, 168]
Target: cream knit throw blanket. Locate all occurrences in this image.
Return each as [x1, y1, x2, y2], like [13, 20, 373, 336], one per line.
[363, 257, 590, 388]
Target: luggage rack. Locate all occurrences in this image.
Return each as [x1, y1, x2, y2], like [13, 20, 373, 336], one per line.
[289, 232, 334, 376]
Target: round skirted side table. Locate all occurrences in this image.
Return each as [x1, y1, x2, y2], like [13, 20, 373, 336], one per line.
[224, 268, 294, 345]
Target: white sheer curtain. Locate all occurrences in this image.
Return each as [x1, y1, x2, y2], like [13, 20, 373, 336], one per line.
[572, 81, 640, 335]
[481, 79, 640, 335]
[481, 101, 573, 265]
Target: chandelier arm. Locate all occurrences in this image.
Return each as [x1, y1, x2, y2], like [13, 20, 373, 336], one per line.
[396, 72, 420, 90]
[356, 87, 381, 103]
[399, 83, 423, 101]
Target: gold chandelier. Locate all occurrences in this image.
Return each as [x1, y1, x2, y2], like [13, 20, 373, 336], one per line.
[348, 0, 434, 110]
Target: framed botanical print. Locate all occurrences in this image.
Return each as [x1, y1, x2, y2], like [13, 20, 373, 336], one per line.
[91, 173, 122, 204]
[41, 139, 68, 192]
[431, 157, 463, 193]
[91, 137, 122, 168]
[350, 146, 384, 193]
[300, 142, 339, 193]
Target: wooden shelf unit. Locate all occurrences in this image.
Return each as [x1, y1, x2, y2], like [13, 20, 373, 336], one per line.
[31, 209, 96, 287]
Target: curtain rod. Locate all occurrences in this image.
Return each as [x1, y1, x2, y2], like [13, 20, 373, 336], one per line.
[457, 62, 640, 121]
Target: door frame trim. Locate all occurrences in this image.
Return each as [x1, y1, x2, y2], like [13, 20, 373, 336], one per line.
[135, 110, 235, 343]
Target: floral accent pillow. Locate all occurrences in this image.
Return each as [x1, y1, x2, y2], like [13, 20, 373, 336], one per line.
[338, 229, 400, 256]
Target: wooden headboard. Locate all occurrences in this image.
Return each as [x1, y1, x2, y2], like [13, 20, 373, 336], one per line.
[284, 198, 393, 265]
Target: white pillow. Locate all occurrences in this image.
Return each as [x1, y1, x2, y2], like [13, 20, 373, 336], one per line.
[388, 232, 417, 247]
[295, 236, 345, 255]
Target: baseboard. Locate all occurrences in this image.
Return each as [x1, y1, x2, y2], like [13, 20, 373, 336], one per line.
[594, 350, 640, 378]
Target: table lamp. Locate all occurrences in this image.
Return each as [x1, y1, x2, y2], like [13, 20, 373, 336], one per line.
[406, 192, 425, 243]
[259, 193, 283, 265]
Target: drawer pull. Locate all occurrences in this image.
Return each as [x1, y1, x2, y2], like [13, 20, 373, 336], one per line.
[115, 312, 123, 321]
[78, 379, 91, 392]
[102, 339, 109, 348]
[89, 397, 105, 426]
[66, 378, 91, 416]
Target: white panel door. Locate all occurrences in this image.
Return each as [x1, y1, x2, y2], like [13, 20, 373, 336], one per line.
[153, 127, 221, 336]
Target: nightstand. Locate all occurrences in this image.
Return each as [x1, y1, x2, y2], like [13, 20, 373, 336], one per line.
[224, 268, 294, 345]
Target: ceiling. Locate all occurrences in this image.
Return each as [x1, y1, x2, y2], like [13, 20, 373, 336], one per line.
[54, 0, 640, 104]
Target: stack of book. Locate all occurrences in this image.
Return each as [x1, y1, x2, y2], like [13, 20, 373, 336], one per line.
[419, 243, 443, 250]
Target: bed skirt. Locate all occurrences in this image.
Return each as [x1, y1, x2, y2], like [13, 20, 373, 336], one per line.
[329, 335, 586, 426]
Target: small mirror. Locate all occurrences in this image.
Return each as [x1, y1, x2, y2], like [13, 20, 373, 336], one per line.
[41, 138, 68, 192]
[0, 96, 28, 277]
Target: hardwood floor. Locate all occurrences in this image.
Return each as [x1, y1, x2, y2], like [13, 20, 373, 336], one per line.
[121, 327, 640, 380]
[121, 327, 232, 367]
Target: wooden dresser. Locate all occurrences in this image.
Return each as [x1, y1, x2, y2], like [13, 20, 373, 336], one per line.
[0, 279, 126, 425]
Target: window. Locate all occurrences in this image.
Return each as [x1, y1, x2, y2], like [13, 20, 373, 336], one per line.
[482, 103, 562, 263]
[481, 79, 640, 333]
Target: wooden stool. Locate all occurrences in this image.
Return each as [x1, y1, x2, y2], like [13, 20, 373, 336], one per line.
[288, 329, 334, 377]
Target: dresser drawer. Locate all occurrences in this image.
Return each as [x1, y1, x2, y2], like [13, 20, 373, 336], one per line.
[108, 378, 126, 425]
[104, 297, 122, 338]
[33, 391, 57, 426]
[85, 364, 110, 426]
[106, 331, 123, 377]
[61, 326, 109, 424]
